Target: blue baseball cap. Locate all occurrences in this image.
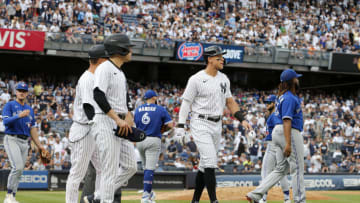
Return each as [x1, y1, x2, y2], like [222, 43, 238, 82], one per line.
[144, 90, 157, 100]
[265, 94, 277, 103]
[280, 69, 302, 82]
[16, 82, 28, 91]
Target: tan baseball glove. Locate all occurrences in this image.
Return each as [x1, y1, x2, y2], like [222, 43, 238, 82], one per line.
[40, 148, 51, 164]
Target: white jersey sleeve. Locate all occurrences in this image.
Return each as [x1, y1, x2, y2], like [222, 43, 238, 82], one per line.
[225, 75, 232, 99]
[182, 76, 197, 103]
[94, 63, 110, 93]
[82, 73, 95, 105]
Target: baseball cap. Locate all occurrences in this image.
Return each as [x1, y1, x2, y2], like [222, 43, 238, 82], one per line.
[88, 44, 108, 59]
[144, 90, 157, 100]
[16, 82, 28, 91]
[265, 94, 277, 103]
[280, 69, 302, 82]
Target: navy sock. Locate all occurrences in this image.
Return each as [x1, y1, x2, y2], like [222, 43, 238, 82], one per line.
[7, 189, 12, 194]
[204, 168, 217, 201]
[192, 170, 205, 202]
[143, 170, 154, 193]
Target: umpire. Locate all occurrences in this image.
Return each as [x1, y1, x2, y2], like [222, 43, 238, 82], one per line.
[134, 90, 173, 203]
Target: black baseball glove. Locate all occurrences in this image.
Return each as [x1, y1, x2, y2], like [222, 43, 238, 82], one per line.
[113, 127, 146, 142]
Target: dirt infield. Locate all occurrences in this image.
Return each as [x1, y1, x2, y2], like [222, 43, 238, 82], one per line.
[122, 187, 360, 201]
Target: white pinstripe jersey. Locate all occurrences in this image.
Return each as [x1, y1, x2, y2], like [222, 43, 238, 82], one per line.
[182, 70, 232, 116]
[94, 60, 128, 114]
[72, 71, 96, 124]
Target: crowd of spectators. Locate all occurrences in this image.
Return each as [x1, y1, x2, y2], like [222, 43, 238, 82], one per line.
[0, 0, 360, 53]
[1, 73, 360, 174]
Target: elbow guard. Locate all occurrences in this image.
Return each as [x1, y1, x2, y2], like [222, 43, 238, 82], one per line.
[234, 110, 245, 122]
[93, 87, 111, 114]
[83, 103, 95, 120]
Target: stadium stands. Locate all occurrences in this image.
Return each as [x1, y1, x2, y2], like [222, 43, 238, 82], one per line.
[0, 0, 359, 53]
[0, 74, 360, 173]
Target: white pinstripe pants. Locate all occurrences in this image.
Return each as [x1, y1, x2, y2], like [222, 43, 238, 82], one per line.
[114, 138, 137, 188]
[190, 117, 222, 171]
[66, 123, 101, 203]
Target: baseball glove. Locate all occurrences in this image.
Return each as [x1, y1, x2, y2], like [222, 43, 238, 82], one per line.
[40, 148, 51, 164]
[114, 127, 146, 142]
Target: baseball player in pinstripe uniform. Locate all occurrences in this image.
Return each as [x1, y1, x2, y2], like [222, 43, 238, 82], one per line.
[2, 82, 48, 203]
[259, 95, 290, 203]
[177, 45, 252, 203]
[247, 69, 305, 203]
[134, 90, 173, 203]
[65, 45, 108, 203]
[90, 34, 137, 203]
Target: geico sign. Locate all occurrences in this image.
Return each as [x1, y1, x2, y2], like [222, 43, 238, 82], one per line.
[0, 30, 26, 48]
[305, 179, 335, 188]
[20, 175, 48, 183]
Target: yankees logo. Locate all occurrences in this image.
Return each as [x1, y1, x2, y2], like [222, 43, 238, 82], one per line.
[220, 82, 227, 94]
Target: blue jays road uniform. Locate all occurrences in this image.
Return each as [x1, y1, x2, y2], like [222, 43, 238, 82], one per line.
[2, 84, 36, 196]
[249, 90, 305, 203]
[134, 90, 172, 202]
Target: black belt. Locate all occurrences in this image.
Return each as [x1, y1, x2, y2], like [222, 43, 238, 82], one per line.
[198, 114, 221, 122]
[8, 134, 28, 140]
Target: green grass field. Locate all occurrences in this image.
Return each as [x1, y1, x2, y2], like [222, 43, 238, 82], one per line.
[0, 190, 359, 203]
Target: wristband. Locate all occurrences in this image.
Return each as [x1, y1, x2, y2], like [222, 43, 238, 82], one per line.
[177, 123, 185, 128]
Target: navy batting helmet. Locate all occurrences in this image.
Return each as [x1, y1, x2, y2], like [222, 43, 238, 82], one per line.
[88, 44, 108, 59]
[203, 45, 227, 57]
[104, 34, 135, 56]
[203, 45, 227, 64]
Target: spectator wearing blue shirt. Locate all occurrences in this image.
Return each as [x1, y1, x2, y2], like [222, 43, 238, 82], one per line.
[2, 82, 46, 203]
[134, 90, 173, 203]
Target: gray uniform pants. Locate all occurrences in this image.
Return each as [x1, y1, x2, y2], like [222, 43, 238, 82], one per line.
[261, 141, 289, 193]
[137, 136, 161, 170]
[3, 135, 29, 193]
[248, 125, 306, 203]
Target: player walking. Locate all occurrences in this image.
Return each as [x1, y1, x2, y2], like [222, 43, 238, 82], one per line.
[259, 94, 290, 203]
[134, 90, 173, 203]
[91, 34, 136, 203]
[2, 82, 50, 203]
[247, 69, 305, 203]
[177, 45, 252, 203]
[65, 45, 108, 203]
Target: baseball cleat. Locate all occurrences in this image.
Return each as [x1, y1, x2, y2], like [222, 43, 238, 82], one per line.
[259, 198, 267, 203]
[284, 199, 291, 203]
[83, 194, 100, 203]
[149, 191, 156, 203]
[246, 195, 259, 203]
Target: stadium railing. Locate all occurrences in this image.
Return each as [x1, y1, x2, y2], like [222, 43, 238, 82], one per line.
[44, 32, 330, 67]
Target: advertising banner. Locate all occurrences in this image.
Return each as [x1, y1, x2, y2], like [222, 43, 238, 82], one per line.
[216, 174, 360, 190]
[175, 41, 244, 63]
[18, 170, 48, 189]
[331, 53, 360, 73]
[0, 28, 45, 52]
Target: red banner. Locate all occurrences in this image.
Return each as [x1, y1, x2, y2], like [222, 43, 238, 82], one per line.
[0, 28, 45, 52]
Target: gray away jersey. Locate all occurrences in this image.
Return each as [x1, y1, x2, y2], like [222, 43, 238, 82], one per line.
[72, 70, 97, 124]
[94, 60, 128, 114]
[182, 70, 232, 116]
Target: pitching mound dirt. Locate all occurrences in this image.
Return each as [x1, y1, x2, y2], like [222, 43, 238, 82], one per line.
[122, 187, 360, 201]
